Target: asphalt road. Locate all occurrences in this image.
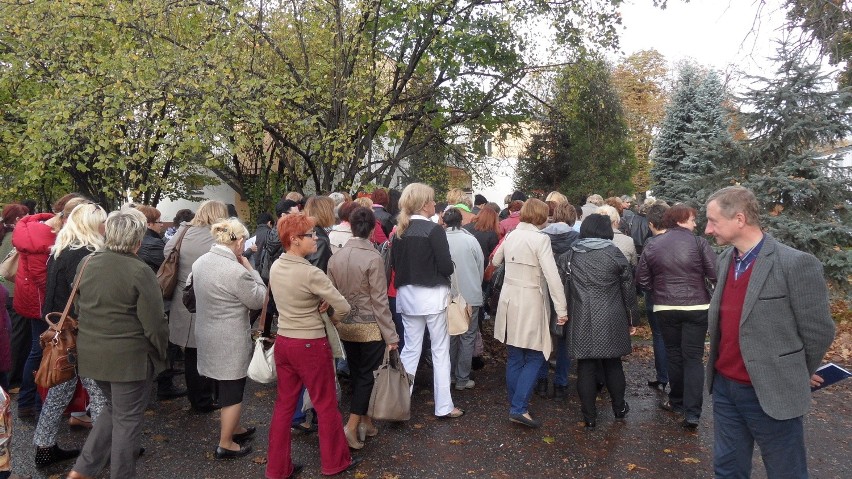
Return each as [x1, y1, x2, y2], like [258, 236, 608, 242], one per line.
[9, 340, 851, 479]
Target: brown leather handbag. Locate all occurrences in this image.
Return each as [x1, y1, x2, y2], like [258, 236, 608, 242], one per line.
[157, 225, 189, 299]
[35, 255, 93, 389]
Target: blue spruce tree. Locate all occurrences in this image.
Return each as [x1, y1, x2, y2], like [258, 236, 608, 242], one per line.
[734, 45, 852, 285]
[650, 64, 731, 206]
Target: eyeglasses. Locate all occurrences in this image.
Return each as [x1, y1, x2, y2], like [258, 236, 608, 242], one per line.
[297, 232, 317, 239]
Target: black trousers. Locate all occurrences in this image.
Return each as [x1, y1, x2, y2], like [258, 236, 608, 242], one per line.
[657, 309, 708, 421]
[341, 340, 386, 416]
[183, 347, 215, 410]
[576, 358, 626, 422]
[6, 297, 30, 387]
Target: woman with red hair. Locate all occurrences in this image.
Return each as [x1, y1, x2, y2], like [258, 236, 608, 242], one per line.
[266, 213, 357, 479]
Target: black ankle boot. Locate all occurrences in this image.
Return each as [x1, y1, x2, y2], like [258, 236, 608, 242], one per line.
[35, 444, 81, 468]
[534, 378, 548, 397]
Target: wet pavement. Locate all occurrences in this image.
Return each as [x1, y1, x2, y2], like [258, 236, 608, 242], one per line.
[10, 338, 851, 479]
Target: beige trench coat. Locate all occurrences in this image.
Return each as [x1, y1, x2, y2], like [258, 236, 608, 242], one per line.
[492, 222, 567, 358]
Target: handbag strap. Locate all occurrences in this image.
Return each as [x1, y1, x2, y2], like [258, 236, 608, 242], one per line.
[53, 254, 94, 327]
[173, 224, 190, 254]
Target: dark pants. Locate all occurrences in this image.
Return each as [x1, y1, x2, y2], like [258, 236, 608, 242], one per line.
[712, 375, 807, 478]
[658, 309, 708, 421]
[6, 297, 30, 387]
[342, 340, 385, 416]
[576, 358, 626, 422]
[183, 347, 215, 410]
[19, 317, 48, 411]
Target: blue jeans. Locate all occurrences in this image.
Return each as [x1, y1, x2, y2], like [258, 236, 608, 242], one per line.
[506, 346, 545, 415]
[388, 296, 405, 351]
[712, 375, 807, 479]
[645, 292, 668, 384]
[19, 318, 49, 411]
[537, 335, 571, 387]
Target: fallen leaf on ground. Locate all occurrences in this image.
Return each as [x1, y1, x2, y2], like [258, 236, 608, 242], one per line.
[663, 448, 672, 453]
[252, 456, 267, 464]
[681, 457, 701, 464]
[542, 436, 555, 444]
[449, 439, 463, 445]
[354, 472, 368, 479]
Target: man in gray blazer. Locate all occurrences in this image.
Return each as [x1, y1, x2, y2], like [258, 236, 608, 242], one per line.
[704, 186, 835, 478]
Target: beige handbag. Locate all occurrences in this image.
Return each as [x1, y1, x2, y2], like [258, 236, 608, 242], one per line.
[447, 273, 472, 336]
[368, 349, 413, 421]
[0, 248, 19, 282]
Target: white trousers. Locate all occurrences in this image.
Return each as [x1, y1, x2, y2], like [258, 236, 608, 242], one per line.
[400, 310, 455, 416]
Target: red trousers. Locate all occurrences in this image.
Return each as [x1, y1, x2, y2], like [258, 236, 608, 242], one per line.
[266, 336, 350, 478]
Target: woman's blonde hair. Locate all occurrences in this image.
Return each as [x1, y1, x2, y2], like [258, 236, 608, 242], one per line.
[104, 209, 147, 254]
[545, 191, 568, 204]
[397, 183, 434, 236]
[353, 197, 373, 209]
[597, 205, 620, 227]
[304, 196, 336, 228]
[446, 188, 471, 208]
[210, 218, 249, 246]
[52, 202, 106, 257]
[190, 200, 228, 227]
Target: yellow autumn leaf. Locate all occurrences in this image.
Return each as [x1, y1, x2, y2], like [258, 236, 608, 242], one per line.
[543, 436, 555, 444]
[627, 463, 637, 471]
[663, 448, 672, 453]
[354, 472, 368, 479]
[681, 457, 701, 464]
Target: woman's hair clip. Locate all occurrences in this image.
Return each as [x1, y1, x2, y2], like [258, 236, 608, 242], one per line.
[230, 232, 237, 241]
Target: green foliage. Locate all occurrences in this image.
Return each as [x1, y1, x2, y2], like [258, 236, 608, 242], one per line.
[612, 49, 669, 197]
[650, 64, 732, 208]
[781, 0, 852, 87]
[1, 0, 628, 209]
[732, 44, 852, 285]
[515, 55, 636, 204]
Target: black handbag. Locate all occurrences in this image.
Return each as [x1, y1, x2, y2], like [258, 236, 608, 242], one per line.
[552, 249, 574, 337]
[182, 273, 196, 313]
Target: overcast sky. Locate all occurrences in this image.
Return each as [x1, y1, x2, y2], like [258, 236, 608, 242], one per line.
[615, 0, 803, 89]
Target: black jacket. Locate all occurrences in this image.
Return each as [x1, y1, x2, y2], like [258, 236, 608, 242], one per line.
[42, 246, 93, 317]
[392, 219, 453, 288]
[137, 228, 166, 273]
[635, 227, 717, 306]
[622, 212, 651, 255]
[260, 225, 331, 281]
[557, 240, 639, 359]
[245, 223, 271, 267]
[373, 206, 395, 238]
[462, 224, 499, 260]
[545, 230, 579, 256]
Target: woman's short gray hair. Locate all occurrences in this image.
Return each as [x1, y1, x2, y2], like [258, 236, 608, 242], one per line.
[105, 209, 147, 253]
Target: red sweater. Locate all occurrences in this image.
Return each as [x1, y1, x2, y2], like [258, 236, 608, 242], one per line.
[715, 259, 754, 384]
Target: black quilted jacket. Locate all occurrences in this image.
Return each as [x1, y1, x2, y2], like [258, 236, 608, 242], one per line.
[557, 240, 639, 359]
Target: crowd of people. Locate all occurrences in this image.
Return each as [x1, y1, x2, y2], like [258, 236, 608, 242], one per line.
[0, 184, 836, 479]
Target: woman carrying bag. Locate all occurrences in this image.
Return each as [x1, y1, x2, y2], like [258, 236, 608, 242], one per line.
[327, 207, 399, 449]
[265, 213, 357, 479]
[192, 218, 267, 459]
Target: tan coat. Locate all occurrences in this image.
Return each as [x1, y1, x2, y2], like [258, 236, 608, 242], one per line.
[327, 238, 399, 344]
[492, 222, 567, 358]
[269, 253, 350, 339]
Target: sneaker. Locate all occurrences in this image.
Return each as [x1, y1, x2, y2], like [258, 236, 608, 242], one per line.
[454, 379, 475, 391]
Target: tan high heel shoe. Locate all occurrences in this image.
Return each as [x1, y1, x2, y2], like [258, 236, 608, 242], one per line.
[343, 426, 364, 450]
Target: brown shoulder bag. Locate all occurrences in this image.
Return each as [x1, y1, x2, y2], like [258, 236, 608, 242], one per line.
[35, 255, 93, 389]
[157, 225, 189, 299]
